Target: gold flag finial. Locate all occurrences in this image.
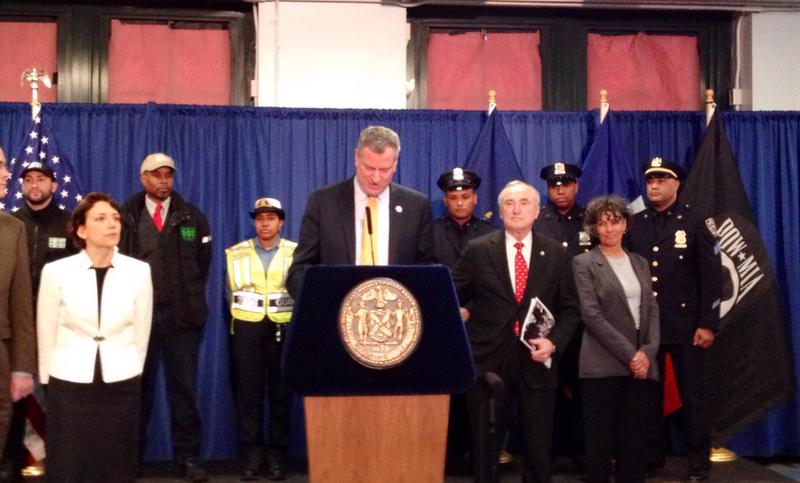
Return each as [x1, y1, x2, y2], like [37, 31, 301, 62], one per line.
[599, 89, 610, 123]
[21, 67, 52, 121]
[705, 89, 716, 127]
[488, 89, 497, 115]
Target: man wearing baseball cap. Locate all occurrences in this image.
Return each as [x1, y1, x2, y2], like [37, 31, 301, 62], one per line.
[225, 197, 296, 481]
[626, 156, 721, 481]
[118, 153, 212, 481]
[12, 161, 77, 298]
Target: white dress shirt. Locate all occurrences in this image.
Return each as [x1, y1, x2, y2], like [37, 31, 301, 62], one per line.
[145, 195, 170, 220]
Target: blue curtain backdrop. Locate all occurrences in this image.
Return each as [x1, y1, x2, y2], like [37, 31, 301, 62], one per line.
[1, 103, 798, 458]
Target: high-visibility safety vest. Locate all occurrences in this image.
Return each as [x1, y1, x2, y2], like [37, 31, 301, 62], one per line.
[225, 238, 297, 323]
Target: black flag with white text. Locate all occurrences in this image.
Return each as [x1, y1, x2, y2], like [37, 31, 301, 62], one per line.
[682, 111, 795, 444]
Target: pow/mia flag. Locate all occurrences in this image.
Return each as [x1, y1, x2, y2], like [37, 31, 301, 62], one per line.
[682, 111, 795, 445]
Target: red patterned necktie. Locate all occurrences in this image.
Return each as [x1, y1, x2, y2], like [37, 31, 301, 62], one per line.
[514, 241, 528, 303]
[153, 202, 164, 232]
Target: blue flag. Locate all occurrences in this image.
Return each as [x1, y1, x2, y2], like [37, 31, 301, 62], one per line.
[577, 110, 641, 207]
[464, 109, 524, 225]
[2, 114, 86, 213]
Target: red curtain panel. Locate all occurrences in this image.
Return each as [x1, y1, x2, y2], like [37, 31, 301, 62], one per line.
[0, 21, 57, 103]
[428, 31, 542, 111]
[107, 19, 231, 105]
[587, 32, 701, 111]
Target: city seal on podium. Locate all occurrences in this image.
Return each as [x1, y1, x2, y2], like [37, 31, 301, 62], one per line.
[339, 277, 422, 369]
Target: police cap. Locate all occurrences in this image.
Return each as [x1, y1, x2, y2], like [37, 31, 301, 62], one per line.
[643, 157, 685, 181]
[539, 162, 582, 186]
[436, 167, 481, 192]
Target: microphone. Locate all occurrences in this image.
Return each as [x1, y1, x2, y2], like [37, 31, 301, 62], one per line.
[365, 206, 376, 265]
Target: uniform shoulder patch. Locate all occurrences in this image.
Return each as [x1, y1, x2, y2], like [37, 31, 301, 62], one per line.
[704, 217, 718, 237]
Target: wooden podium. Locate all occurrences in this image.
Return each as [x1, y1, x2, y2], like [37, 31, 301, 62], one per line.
[283, 266, 475, 483]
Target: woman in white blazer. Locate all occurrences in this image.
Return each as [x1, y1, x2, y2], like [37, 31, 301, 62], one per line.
[572, 195, 659, 483]
[37, 192, 152, 482]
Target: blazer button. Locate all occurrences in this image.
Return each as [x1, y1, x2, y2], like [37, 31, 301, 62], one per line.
[93, 336, 105, 342]
[651, 276, 658, 282]
[652, 246, 659, 252]
[652, 261, 659, 267]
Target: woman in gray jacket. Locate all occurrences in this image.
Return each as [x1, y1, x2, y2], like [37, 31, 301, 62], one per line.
[572, 195, 659, 483]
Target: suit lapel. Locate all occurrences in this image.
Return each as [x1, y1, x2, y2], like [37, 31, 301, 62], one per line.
[520, 232, 544, 305]
[341, 180, 356, 264]
[388, 183, 401, 263]
[489, 230, 515, 303]
[590, 248, 630, 311]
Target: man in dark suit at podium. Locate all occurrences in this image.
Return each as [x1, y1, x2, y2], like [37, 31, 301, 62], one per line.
[287, 125, 434, 298]
[453, 180, 580, 483]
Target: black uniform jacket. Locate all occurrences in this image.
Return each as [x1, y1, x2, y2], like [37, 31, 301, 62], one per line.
[433, 215, 496, 268]
[625, 200, 721, 345]
[533, 203, 593, 258]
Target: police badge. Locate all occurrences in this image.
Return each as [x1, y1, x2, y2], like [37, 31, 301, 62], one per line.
[674, 230, 688, 248]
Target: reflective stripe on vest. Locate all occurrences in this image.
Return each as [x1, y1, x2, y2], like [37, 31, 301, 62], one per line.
[225, 238, 296, 323]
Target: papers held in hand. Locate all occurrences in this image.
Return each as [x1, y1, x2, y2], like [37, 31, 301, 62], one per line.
[519, 297, 555, 369]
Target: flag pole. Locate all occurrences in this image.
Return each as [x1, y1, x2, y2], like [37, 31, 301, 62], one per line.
[599, 89, 609, 124]
[705, 88, 717, 127]
[705, 86, 737, 464]
[21, 67, 52, 121]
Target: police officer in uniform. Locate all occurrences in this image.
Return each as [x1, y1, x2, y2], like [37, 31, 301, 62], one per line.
[534, 162, 593, 472]
[6, 161, 76, 479]
[535, 162, 592, 258]
[625, 157, 721, 481]
[226, 197, 296, 481]
[433, 168, 495, 474]
[433, 167, 496, 268]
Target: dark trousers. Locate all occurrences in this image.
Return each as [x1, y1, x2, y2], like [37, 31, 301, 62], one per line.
[553, 329, 583, 461]
[2, 399, 26, 470]
[648, 344, 711, 472]
[141, 304, 203, 462]
[230, 319, 291, 465]
[0, 342, 11, 459]
[582, 377, 653, 483]
[466, 369, 555, 483]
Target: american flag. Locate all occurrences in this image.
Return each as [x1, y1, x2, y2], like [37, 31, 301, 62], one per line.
[1, 114, 85, 213]
[1, 113, 86, 470]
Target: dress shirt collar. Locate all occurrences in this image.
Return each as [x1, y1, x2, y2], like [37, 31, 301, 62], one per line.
[145, 195, 171, 219]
